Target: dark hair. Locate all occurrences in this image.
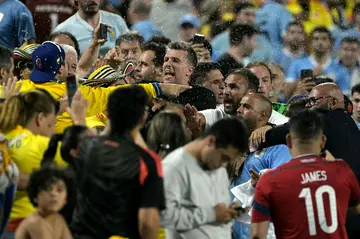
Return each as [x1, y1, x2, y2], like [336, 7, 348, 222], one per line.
[0, 45, 13, 72]
[246, 61, 274, 82]
[228, 68, 260, 91]
[234, 2, 255, 14]
[190, 62, 222, 86]
[289, 109, 324, 143]
[286, 21, 305, 32]
[310, 26, 333, 43]
[116, 31, 145, 47]
[203, 117, 249, 153]
[0, 90, 58, 133]
[107, 86, 148, 136]
[142, 42, 167, 67]
[27, 166, 74, 208]
[340, 36, 360, 46]
[147, 111, 189, 158]
[190, 37, 213, 56]
[353, 2, 360, 15]
[313, 76, 334, 85]
[168, 41, 198, 67]
[229, 24, 257, 46]
[286, 98, 308, 118]
[49, 31, 81, 57]
[352, 83, 360, 96]
[148, 35, 171, 45]
[131, 0, 152, 15]
[344, 94, 353, 115]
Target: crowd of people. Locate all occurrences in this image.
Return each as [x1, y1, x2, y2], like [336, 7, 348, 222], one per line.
[0, 0, 360, 239]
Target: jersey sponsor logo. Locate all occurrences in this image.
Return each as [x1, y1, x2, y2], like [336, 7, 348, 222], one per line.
[109, 29, 116, 42]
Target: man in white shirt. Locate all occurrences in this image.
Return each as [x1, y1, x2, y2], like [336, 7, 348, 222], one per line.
[54, 0, 128, 55]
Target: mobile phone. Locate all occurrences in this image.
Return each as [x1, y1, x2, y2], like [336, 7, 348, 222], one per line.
[193, 34, 205, 44]
[66, 75, 78, 107]
[300, 69, 313, 80]
[99, 23, 108, 40]
[249, 168, 260, 179]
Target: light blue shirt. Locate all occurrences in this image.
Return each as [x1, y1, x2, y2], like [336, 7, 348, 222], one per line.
[256, 2, 293, 50]
[131, 20, 163, 42]
[230, 144, 292, 239]
[0, 0, 36, 49]
[211, 30, 273, 63]
[272, 48, 307, 74]
[334, 28, 360, 51]
[54, 10, 128, 55]
[286, 56, 351, 94]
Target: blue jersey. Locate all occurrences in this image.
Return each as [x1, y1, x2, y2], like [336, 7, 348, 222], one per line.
[131, 20, 163, 42]
[272, 48, 307, 74]
[0, 0, 36, 49]
[286, 56, 351, 94]
[230, 144, 292, 239]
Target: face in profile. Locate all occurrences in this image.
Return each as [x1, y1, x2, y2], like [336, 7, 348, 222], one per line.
[36, 179, 67, 214]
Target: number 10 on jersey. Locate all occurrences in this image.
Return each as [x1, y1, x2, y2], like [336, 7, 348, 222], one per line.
[299, 185, 338, 236]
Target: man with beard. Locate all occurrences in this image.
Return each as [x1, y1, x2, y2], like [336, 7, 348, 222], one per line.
[286, 27, 350, 94]
[231, 93, 291, 239]
[217, 24, 257, 77]
[163, 41, 197, 85]
[134, 42, 166, 83]
[272, 21, 307, 73]
[54, 0, 128, 55]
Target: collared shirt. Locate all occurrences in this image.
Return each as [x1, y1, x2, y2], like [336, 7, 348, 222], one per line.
[272, 47, 307, 74]
[54, 10, 128, 55]
[0, 0, 36, 48]
[286, 56, 351, 94]
[335, 58, 360, 89]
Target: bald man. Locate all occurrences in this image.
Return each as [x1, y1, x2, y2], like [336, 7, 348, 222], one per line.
[306, 83, 345, 110]
[231, 93, 292, 239]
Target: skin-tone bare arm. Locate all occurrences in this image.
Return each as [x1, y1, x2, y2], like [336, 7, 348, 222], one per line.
[138, 208, 160, 239]
[250, 221, 270, 239]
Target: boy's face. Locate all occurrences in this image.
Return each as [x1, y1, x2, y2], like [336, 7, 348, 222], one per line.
[37, 179, 67, 213]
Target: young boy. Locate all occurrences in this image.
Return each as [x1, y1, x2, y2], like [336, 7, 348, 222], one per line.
[15, 167, 73, 239]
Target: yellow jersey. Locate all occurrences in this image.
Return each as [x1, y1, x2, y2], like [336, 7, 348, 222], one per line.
[5, 126, 68, 221]
[0, 80, 158, 133]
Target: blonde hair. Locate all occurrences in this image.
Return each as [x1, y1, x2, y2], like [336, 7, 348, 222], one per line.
[0, 90, 57, 133]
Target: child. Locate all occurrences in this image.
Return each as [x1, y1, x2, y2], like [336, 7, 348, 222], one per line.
[15, 166, 73, 239]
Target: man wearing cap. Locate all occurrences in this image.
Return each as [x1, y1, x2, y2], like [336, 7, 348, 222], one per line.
[179, 14, 200, 42]
[1, 41, 190, 133]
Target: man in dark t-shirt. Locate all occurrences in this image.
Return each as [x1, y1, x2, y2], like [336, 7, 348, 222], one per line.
[71, 86, 165, 239]
[216, 24, 257, 77]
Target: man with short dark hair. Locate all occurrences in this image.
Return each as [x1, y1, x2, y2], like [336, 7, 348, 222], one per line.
[351, 83, 360, 129]
[287, 27, 350, 94]
[71, 86, 165, 239]
[217, 24, 257, 77]
[134, 42, 166, 82]
[114, 31, 144, 70]
[190, 62, 224, 104]
[163, 41, 198, 85]
[0, 45, 14, 84]
[161, 117, 249, 239]
[337, 37, 360, 87]
[251, 109, 360, 239]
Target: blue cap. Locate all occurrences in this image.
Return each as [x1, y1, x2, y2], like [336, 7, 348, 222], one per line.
[180, 14, 200, 28]
[30, 41, 66, 83]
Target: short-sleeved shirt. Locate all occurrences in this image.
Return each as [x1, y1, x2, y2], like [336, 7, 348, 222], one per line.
[271, 48, 307, 74]
[71, 136, 165, 239]
[26, 0, 75, 43]
[286, 56, 351, 94]
[0, 0, 36, 49]
[252, 155, 360, 239]
[131, 20, 163, 42]
[54, 10, 128, 55]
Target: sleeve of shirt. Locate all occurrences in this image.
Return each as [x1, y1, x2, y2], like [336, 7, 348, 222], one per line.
[252, 175, 271, 223]
[260, 123, 289, 149]
[139, 151, 165, 209]
[267, 145, 291, 169]
[80, 83, 158, 116]
[15, 5, 36, 44]
[286, 61, 299, 82]
[200, 108, 227, 130]
[279, 8, 293, 39]
[160, 166, 216, 231]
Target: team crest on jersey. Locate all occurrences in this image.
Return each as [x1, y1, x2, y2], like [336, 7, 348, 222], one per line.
[109, 29, 116, 41]
[36, 58, 42, 70]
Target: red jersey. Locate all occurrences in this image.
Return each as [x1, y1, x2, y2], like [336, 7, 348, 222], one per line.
[26, 0, 75, 43]
[252, 155, 360, 239]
